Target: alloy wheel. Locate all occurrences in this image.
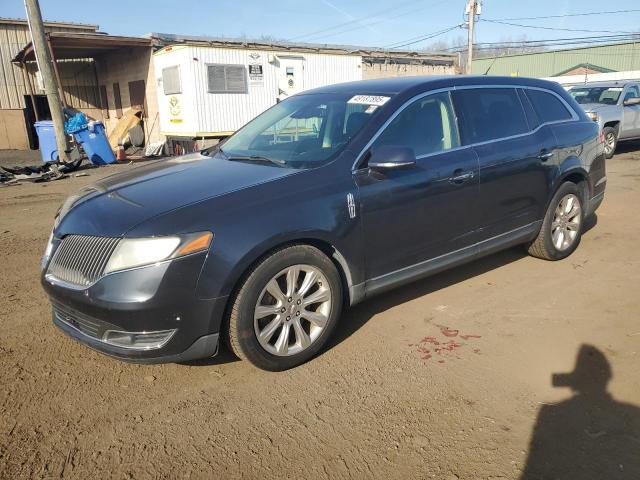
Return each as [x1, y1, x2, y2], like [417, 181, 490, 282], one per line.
[604, 132, 616, 156]
[253, 265, 332, 356]
[551, 193, 582, 251]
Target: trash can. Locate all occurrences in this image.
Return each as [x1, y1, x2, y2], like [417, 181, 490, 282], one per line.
[74, 121, 116, 165]
[34, 120, 59, 163]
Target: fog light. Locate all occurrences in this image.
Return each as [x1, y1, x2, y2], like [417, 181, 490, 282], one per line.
[102, 329, 176, 350]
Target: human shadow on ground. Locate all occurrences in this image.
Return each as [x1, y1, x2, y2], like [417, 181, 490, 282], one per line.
[520, 344, 640, 480]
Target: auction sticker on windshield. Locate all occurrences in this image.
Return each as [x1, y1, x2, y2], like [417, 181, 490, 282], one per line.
[348, 95, 391, 106]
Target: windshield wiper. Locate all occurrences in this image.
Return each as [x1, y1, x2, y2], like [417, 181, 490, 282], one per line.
[226, 155, 287, 167]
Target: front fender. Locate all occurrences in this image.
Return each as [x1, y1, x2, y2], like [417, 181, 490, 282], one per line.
[185, 161, 363, 303]
[202, 229, 359, 303]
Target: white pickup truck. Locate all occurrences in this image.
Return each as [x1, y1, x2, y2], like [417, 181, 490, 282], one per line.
[568, 81, 640, 158]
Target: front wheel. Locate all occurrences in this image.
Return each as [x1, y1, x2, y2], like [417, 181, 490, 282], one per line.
[528, 182, 583, 261]
[227, 245, 343, 371]
[603, 126, 617, 159]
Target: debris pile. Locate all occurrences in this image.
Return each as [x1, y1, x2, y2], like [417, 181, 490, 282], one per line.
[0, 158, 83, 186]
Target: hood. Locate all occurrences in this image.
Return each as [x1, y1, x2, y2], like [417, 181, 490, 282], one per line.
[55, 152, 298, 237]
[579, 103, 616, 113]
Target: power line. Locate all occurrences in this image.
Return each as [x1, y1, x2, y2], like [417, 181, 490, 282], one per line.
[481, 19, 637, 35]
[448, 33, 640, 48]
[486, 9, 640, 22]
[444, 36, 640, 53]
[384, 24, 464, 49]
[305, 0, 451, 43]
[288, 0, 424, 41]
[290, 0, 449, 42]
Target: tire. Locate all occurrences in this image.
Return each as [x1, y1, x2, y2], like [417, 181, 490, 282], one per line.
[603, 126, 617, 159]
[227, 245, 343, 371]
[528, 182, 584, 261]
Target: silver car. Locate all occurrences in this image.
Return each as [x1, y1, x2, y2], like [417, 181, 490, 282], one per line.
[569, 81, 640, 158]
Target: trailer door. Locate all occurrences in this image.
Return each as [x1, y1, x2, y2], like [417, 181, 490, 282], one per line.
[277, 57, 305, 101]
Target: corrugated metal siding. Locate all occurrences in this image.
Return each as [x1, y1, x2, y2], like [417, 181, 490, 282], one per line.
[153, 46, 362, 135]
[0, 22, 33, 109]
[300, 52, 361, 90]
[471, 42, 640, 77]
[0, 22, 98, 110]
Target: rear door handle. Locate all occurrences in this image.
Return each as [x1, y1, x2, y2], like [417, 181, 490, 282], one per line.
[538, 151, 554, 161]
[449, 170, 475, 184]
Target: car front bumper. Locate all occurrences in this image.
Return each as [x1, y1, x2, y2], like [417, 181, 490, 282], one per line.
[41, 251, 228, 363]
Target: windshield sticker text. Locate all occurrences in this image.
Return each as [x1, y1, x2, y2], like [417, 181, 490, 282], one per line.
[348, 95, 390, 106]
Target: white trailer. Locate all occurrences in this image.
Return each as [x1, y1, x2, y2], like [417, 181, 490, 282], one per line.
[152, 42, 363, 139]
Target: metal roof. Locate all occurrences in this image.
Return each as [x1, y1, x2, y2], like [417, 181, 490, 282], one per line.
[0, 16, 97, 30]
[13, 32, 154, 63]
[148, 32, 457, 62]
[567, 80, 638, 88]
[471, 41, 640, 77]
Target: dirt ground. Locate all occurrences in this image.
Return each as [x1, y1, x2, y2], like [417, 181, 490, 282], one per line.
[1, 145, 640, 479]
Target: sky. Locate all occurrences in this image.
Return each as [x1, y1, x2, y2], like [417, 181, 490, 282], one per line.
[2, 0, 640, 50]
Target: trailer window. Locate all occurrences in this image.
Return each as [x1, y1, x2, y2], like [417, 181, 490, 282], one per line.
[162, 66, 181, 95]
[207, 64, 248, 94]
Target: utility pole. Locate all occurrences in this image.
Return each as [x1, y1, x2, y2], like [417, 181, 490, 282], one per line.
[24, 0, 69, 162]
[465, 0, 480, 75]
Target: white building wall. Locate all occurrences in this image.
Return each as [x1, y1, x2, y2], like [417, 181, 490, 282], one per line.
[153, 46, 195, 137]
[300, 53, 362, 90]
[153, 45, 362, 137]
[542, 70, 640, 88]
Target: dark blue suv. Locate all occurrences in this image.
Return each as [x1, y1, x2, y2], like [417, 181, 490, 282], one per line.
[41, 76, 606, 370]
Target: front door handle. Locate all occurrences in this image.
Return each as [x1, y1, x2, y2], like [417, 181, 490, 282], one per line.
[449, 170, 475, 184]
[538, 151, 554, 161]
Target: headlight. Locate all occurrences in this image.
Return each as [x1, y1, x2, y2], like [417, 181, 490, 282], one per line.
[104, 231, 213, 274]
[43, 231, 54, 259]
[41, 231, 55, 271]
[586, 112, 599, 122]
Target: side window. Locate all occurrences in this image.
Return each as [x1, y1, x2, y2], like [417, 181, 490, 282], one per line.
[525, 89, 573, 123]
[624, 86, 640, 101]
[372, 92, 460, 157]
[162, 66, 181, 95]
[452, 88, 528, 144]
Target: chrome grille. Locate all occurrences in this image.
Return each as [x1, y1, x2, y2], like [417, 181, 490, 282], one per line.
[47, 235, 120, 287]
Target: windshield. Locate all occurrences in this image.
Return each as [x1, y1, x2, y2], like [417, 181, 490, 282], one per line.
[569, 86, 623, 105]
[218, 93, 387, 168]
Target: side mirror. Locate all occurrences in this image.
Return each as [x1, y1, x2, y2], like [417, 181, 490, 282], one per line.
[623, 97, 640, 106]
[368, 145, 416, 171]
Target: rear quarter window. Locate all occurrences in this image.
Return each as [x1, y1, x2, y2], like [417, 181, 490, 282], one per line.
[525, 89, 573, 123]
[452, 88, 529, 144]
[517, 89, 541, 131]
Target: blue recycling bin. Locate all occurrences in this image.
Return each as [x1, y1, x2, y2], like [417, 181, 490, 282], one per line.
[74, 121, 116, 165]
[34, 120, 59, 163]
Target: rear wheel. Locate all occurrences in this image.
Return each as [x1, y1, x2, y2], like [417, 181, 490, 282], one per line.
[528, 182, 583, 261]
[227, 245, 342, 371]
[603, 126, 617, 159]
